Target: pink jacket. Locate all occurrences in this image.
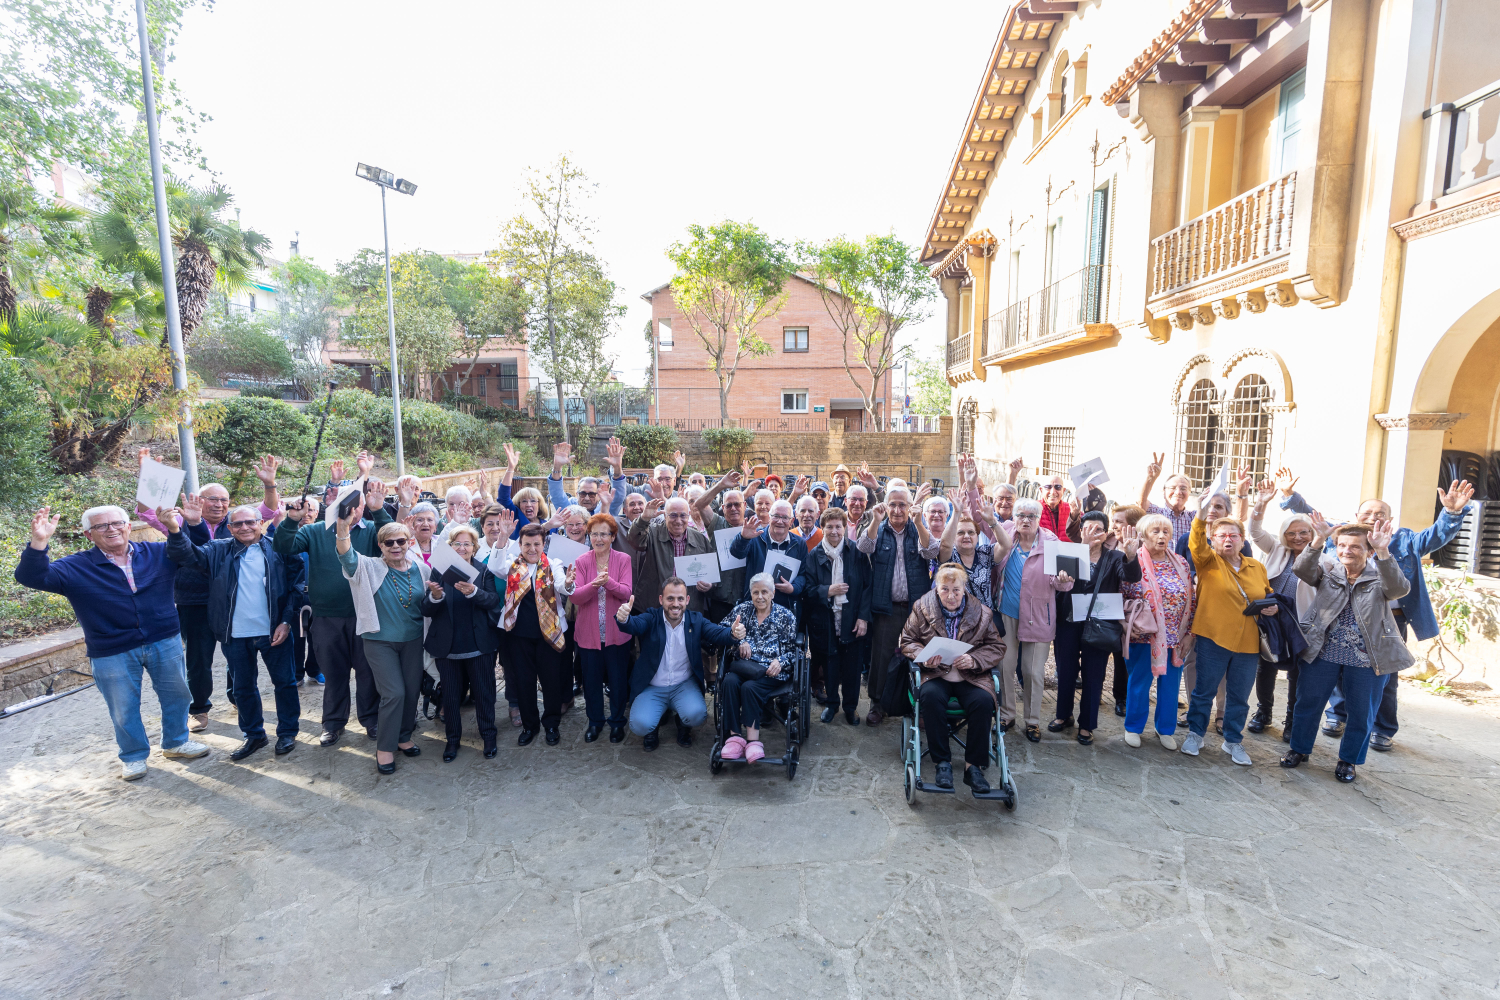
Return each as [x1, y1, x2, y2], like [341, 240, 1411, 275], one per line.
[569, 548, 633, 649]
[1000, 526, 1074, 643]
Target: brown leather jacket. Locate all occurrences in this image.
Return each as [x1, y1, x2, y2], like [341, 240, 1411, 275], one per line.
[898, 590, 1007, 700]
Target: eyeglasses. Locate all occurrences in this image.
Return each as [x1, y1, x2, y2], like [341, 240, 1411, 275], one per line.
[228, 519, 260, 529]
[588, 531, 614, 540]
[1041, 485, 1063, 492]
[380, 538, 411, 548]
[87, 520, 128, 532]
[577, 491, 598, 499]
[769, 515, 791, 522]
[665, 513, 689, 520]
[201, 497, 230, 505]
[1013, 514, 1039, 522]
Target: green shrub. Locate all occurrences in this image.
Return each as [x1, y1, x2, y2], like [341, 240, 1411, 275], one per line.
[327, 387, 519, 465]
[0, 359, 56, 510]
[700, 426, 754, 473]
[239, 384, 287, 399]
[616, 424, 678, 470]
[198, 396, 313, 492]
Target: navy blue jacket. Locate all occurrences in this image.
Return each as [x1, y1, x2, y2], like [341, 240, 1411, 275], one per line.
[865, 521, 933, 615]
[804, 539, 874, 654]
[165, 529, 297, 645]
[15, 542, 182, 659]
[165, 517, 228, 605]
[619, 607, 736, 699]
[728, 528, 808, 613]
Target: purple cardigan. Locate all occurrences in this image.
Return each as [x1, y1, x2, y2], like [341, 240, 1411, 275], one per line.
[569, 548, 633, 649]
[999, 526, 1074, 643]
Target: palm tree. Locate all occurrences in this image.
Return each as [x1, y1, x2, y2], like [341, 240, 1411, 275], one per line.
[0, 185, 85, 323]
[0, 302, 98, 358]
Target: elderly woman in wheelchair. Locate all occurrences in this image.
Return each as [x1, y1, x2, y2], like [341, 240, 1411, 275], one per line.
[719, 572, 800, 763]
[899, 563, 1007, 795]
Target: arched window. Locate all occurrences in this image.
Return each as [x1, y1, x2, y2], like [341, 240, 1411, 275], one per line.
[1224, 374, 1273, 479]
[1058, 59, 1070, 119]
[1176, 379, 1219, 489]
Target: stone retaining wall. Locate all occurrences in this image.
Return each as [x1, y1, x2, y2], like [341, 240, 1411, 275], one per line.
[679, 420, 956, 484]
[0, 628, 92, 711]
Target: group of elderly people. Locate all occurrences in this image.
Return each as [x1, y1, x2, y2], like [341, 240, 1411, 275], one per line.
[13, 433, 1473, 792]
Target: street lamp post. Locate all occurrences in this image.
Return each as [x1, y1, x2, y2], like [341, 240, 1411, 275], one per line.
[355, 163, 417, 477]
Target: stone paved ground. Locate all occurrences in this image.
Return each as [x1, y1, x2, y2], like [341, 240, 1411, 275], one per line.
[1, 660, 1497, 1000]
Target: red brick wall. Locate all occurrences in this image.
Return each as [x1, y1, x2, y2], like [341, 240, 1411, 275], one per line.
[647, 278, 893, 426]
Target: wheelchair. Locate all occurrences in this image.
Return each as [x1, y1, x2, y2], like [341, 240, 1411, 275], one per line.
[899, 658, 1016, 809]
[708, 635, 812, 781]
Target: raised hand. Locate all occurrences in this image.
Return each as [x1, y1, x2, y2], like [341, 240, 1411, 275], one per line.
[615, 595, 635, 624]
[1274, 466, 1300, 498]
[476, 467, 490, 496]
[740, 513, 762, 538]
[672, 449, 686, 471]
[181, 492, 204, 525]
[496, 509, 516, 539]
[870, 502, 888, 522]
[1146, 452, 1164, 481]
[597, 481, 614, 511]
[138, 446, 155, 470]
[552, 441, 572, 469]
[464, 475, 478, 495]
[913, 482, 933, 505]
[1439, 479, 1476, 514]
[30, 507, 61, 548]
[1120, 524, 1140, 560]
[397, 479, 418, 508]
[607, 436, 625, 472]
[1308, 510, 1333, 538]
[721, 470, 742, 489]
[255, 454, 282, 488]
[730, 614, 746, 640]
[156, 506, 183, 532]
[426, 580, 445, 600]
[1254, 478, 1276, 506]
[503, 441, 520, 473]
[564, 563, 577, 587]
[1369, 517, 1393, 556]
[329, 459, 345, 483]
[650, 477, 671, 501]
[1010, 456, 1026, 477]
[1235, 466, 1253, 497]
[356, 450, 375, 477]
[367, 478, 389, 506]
[742, 459, 753, 481]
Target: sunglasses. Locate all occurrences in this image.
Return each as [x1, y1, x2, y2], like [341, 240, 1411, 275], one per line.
[228, 519, 260, 529]
[380, 538, 411, 548]
[1042, 485, 1064, 491]
[577, 491, 598, 499]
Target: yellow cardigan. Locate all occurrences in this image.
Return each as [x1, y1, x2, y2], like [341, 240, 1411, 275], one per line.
[1188, 516, 1271, 655]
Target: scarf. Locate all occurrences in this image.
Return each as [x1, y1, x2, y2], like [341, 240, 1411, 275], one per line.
[941, 596, 967, 640]
[1137, 548, 1195, 672]
[503, 554, 565, 651]
[820, 536, 846, 611]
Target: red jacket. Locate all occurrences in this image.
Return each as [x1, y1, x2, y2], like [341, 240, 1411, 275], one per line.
[1040, 501, 1070, 539]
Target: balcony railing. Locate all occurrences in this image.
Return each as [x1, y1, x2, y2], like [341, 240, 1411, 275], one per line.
[1443, 80, 1500, 195]
[984, 264, 1122, 356]
[1149, 171, 1296, 301]
[946, 333, 972, 373]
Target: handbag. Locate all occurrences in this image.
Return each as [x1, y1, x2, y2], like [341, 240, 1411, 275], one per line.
[1222, 555, 1278, 662]
[1079, 553, 1124, 652]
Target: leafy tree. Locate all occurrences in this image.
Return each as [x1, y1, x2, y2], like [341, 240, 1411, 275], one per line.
[338, 251, 459, 400]
[665, 221, 793, 420]
[419, 255, 528, 397]
[800, 234, 935, 429]
[910, 346, 952, 417]
[187, 307, 295, 385]
[265, 256, 349, 399]
[0, 357, 56, 508]
[198, 396, 312, 494]
[0, 184, 85, 323]
[616, 423, 678, 470]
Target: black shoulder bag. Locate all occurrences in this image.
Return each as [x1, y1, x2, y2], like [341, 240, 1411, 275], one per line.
[1080, 553, 1124, 652]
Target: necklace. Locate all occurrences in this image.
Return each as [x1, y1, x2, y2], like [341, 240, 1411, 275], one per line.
[391, 564, 415, 608]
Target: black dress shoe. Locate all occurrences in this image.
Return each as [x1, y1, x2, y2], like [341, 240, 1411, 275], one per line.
[1113, 702, 1126, 717]
[1047, 718, 1073, 733]
[366, 727, 377, 741]
[1024, 725, 1041, 743]
[585, 725, 603, 743]
[609, 725, 625, 744]
[400, 744, 421, 757]
[376, 760, 396, 775]
[483, 742, 498, 759]
[1335, 760, 1356, 783]
[999, 720, 1014, 733]
[230, 736, 268, 761]
[545, 727, 560, 746]
[1280, 751, 1308, 769]
[676, 725, 693, 748]
[274, 736, 296, 756]
[1281, 721, 1293, 743]
[844, 711, 860, 727]
[821, 705, 838, 724]
[934, 761, 954, 789]
[319, 729, 341, 747]
[443, 743, 459, 763]
[517, 728, 537, 746]
[964, 765, 990, 794]
[642, 728, 660, 752]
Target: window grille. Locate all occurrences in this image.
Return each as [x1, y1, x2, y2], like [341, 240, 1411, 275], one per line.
[1222, 374, 1273, 479]
[1042, 426, 1075, 477]
[958, 399, 977, 455]
[477, 376, 487, 396]
[1176, 379, 1219, 489]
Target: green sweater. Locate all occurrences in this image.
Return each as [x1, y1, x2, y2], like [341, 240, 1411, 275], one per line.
[273, 506, 392, 618]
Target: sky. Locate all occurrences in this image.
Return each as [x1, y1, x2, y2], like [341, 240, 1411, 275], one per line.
[167, 0, 998, 385]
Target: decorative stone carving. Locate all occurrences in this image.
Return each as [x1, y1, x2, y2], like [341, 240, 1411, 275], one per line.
[1190, 304, 1216, 326]
[1373, 412, 1468, 431]
[1168, 311, 1194, 331]
[1211, 298, 1239, 321]
[1392, 191, 1500, 242]
[1265, 282, 1298, 308]
[1236, 289, 1267, 313]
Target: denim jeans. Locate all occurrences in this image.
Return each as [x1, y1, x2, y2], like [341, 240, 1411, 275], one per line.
[1123, 642, 1182, 736]
[1186, 636, 1258, 744]
[90, 635, 193, 762]
[1324, 614, 1405, 738]
[1291, 656, 1385, 765]
[628, 679, 707, 736]
[222, 634, 300, 740]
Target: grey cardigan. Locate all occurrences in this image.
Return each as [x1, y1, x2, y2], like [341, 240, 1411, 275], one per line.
[1292, 545, 1413, 674]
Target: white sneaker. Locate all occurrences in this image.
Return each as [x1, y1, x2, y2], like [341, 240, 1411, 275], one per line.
[121, 760, 147, 780]
[1123, 732, 1141, 748]
[188, 713, 209, 732]
[162, 740, 210, 760]
[1158, 733, 1179, 751]
[1222, 741, 1252, 766]
[1180, 732, 1203, 756]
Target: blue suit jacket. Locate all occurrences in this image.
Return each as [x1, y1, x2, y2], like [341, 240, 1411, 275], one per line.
[728, 528, 808, 612]
[619, 607, 736, 699]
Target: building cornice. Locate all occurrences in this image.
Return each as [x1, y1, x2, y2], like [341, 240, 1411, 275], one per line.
[1392, 189, 1500, 242]
[1100, 0, 1222, 106]
[1374, 412, 1467, 431]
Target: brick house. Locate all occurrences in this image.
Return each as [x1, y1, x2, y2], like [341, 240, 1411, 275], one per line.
[324, 323, 534, 412]
[641, 275, 895, 431]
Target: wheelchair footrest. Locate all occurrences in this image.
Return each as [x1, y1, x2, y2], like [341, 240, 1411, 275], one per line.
[913, 780, 956, 795]
[969, 787, 1012, 801]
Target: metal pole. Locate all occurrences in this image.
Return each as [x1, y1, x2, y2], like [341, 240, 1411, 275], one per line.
[135, 0, 197, 493]
[381, 184, 405, 477]
[653, 320, 661, 424]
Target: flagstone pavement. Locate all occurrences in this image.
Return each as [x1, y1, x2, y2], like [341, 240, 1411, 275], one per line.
[0, 661, 1496, 1000]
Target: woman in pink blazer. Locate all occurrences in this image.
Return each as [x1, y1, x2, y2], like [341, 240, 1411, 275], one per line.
[571, 513, 635, 744]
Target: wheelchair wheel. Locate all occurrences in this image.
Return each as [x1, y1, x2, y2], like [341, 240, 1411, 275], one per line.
[786, 757, 797, 781]
[1002, 777, 1017, 811]
[709, 742, 723, 775]
[900, 715, 912, 764]
[903, 762, 917, 806]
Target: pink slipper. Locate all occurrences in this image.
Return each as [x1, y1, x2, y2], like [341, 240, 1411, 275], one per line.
[721, 735, 747, 760]
[745, 740, 766, 763]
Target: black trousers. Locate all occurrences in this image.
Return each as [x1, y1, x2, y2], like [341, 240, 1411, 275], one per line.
[310, 615, 379, 734]
[1254, 658, 1300, 722]
[1110, 649, 1128, 706]
[509, 636, 568, 731]
[176, 603, 218, 714]
[437, 653, 497, 745]
[823, 641, 865, 715]
[720, 664, 788, 734]
[868, 603, 913, 705]
[1053, 619, 1111, 731]
[919, 678, 994, 769]
[580, 644, 631, 726]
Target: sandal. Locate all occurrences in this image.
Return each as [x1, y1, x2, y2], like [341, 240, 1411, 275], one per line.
[745, 740, 766, 763]
[1024, 725, 1041, 743]
[721, 735, 747, 760]
[1077, 730, 1093, 746]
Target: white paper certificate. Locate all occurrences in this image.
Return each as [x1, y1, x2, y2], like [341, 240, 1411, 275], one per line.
[1067, 457, 1109, 495]
[713, 526, 747, 569]
[1071, 593, 1125, 620]
[912, 637, 973, 665]
[429, 533, 479, 582]
[1043, 540, 1093, 580]
[675, 552, 721, 586]
[135, 457, 187, 512]
[546, 534, 589, 567]
[762, 551, 802, 587]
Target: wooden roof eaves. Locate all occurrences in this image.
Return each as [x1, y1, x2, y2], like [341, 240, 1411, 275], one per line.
[1099, 0, 1223, 106]
[928, 229, 1001, 279]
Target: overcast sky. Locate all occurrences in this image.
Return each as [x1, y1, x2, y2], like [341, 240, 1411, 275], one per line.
[168, 0, 996, 384]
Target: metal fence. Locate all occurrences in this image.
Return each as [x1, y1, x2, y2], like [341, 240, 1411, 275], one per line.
[985, 263, 1122, 356]
[647, 416, 834, 433]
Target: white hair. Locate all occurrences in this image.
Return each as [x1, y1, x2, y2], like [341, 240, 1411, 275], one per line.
[653, 464, 675, 478]
[445, 485, 470, 504]
[754, 489, 775, 505]
[749, 572, 775, 591]
[723, 489, 744, 504]
[1013, 497, 1043, 517]
[886, 478, 908, 494]
[995, 483, 1017, 497]
[563, 504, 589, 520]
[684, 485, 705, 502]
[81, 505, 128, 531]
[923, 497, 949, 514]
[795, 496, 818, 512]
[885, 486, 911, 503]
[770, 499, 794, 517]
[847, 484, 868, 501]
[229, 505, 261, 522]
[198, 483, 229, 498]
[409, 501, 438, 519]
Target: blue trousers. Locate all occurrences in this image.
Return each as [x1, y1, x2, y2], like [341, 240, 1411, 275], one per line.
[1186, 636, 1258, 744]
[1123, 642, 1182, 736]
[90, 636, 193, 762]
[628, 679, 707, 735]
[1324, 614, 1404, 738]
[1292, 656, 1384, 765]
[222, 634, 300, 740]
